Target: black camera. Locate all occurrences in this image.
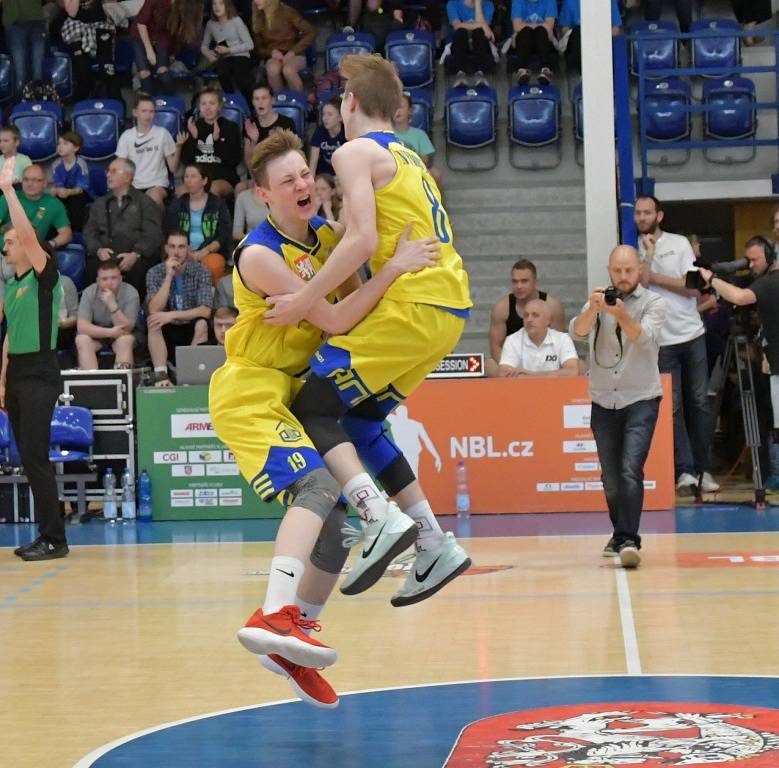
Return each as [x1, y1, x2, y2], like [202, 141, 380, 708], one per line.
[603, 286, 623, 306]
[685, 270, 709, 292]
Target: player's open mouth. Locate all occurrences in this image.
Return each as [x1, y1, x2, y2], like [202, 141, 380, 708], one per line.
[297, 195, 312, 207]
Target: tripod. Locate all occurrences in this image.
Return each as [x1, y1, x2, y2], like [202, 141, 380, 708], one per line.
[710, 324, 765, 508]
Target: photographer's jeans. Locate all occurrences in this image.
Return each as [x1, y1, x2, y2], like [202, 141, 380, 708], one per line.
[591, 397, 661, 548]
[659, 334, 712, 478]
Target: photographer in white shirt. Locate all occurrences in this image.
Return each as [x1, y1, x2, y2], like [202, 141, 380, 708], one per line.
[499, 299, 578, 377]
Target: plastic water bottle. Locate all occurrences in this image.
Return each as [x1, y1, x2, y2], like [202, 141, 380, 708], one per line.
[455, 461, 470, 519]
[121, 466, 136, 520]
[138, 469, 152, 521]
[103, 467, 117, 521]
[172, 274, 184, 311]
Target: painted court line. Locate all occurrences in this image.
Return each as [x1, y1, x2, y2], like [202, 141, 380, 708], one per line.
[615, 565, 641, 675]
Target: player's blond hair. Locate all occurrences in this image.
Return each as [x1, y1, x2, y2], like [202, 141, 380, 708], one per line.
[339, 54, 403, 120]
[250, 129, 306, 188]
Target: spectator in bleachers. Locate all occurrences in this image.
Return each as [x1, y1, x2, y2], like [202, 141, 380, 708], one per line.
[635, 194, 718, 495]
[498, 298, 578, 376]
[731, 1, 774, 45]
[393, 92, 443, 190]
[487, 257, 566, 376]
[213, 304, 238, 344]
[57, 273, 79, 366]
[145, 230, 214, 386]
[315, 173, 341, 221]
[76, 258, 139, 369]
[83, 157, 164, 299]
[506, 0, 558, 85]
[2, 0, 47, 95]
[444, 0, 496, 86]
[644, 0, 691, 34]
[309, 96, 346, 176]
[116, 92, 187, 208]
[251, 0, 316, 94]
[180, 85, 243, 198]
[62, 0, 119, 100]
[129, 0, 176, 95]
[202, 0, 256, 103]
[0, 126, 32, 185]
[0, 165, 72, 256]
[50, 131, 92, 232]
[356, 0, 403, 51]
[558, 0, 622, 75]
[166, 164, 232, 285]
[233, 186, 269, 241]
[214, 271, 236, 309]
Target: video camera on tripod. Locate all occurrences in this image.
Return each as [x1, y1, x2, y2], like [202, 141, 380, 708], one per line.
[685, 257, 749, 293]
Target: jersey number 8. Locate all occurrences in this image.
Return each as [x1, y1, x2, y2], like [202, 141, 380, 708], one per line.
[422, 177, 451, 244]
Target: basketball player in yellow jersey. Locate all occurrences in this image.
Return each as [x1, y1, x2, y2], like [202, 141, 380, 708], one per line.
[265, 54, 473, 606]
[209, 130, 439, 707]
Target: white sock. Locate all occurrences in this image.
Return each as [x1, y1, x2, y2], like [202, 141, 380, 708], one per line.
[294, 597, 324, 635]
[405, 500, 445, 552]
[343, 473, 388, 523]
[263, 556, 304, 615]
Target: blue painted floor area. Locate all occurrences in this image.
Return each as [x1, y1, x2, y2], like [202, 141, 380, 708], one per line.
[3, 504, 779, 549]
[85, 676, 779, 768]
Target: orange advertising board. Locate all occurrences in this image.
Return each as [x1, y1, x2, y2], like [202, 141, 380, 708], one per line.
[387, 375, 674, 514]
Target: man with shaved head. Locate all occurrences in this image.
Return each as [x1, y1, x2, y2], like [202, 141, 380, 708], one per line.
[571, 245, 667, 569]
[498, 298, 578, 376]
[84, 156, 164, 299]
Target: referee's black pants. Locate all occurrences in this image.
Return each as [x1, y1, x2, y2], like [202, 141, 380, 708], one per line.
[6, 351, 65, 545]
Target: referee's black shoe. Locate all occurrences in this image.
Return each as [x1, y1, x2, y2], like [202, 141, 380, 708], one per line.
[14, 536, 43, 557]
[19, 538, 69, 561]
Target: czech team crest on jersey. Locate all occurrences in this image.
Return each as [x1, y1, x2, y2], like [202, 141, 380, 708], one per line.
[444, 702, 779, 767]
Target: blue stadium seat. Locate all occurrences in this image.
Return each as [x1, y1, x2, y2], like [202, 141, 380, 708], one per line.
[153, 95, 187, 138]
[325, 31, 376, 72]
[444, 85, 498, 170]
[572, 81, 584, 142]
[691, 19, 740, 78]
[274, 90, 308, 137]
[222, 92, 249, 126]
[43, 50, 73, 100]
[508, 83, 562, 169]
[0, 54, 13, 102]
[642, 77, 691, 165]
[72, 99, 125, 161]
[0, 410, 10, 467]
[114, 34, 135, 75]
[49, 406, 94, 464]
[10, 101, 62, 161]
[408, 88, 433, 133]
[173, 45, 201, 78]
[56, 244, 86, 291]
[630, 20, 679, 77]
[703, 76, 757, 163]
[88, 163, 109, 198]
[385, 30, 435, 88]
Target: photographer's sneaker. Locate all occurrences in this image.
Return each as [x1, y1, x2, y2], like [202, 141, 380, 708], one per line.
[391, 532, 471, 607]
[340, 502, 419, 596]
[260, 654, 339, 709]
[618, 542, 641, 569]
[676, 472, 698, 496]
[237, 605, 337, 669]
[602, 536, 618, 556]
[701, 472, 720, 493]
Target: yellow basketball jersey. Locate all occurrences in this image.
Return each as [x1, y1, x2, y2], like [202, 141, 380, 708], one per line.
[363, 131, 471, 311]
[225, 216, 339, 375]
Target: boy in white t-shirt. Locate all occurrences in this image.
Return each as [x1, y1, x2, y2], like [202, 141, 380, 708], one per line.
[0, 126, 31, 184]
[115, 92, 187, 207]
[499, 298, 579, 376]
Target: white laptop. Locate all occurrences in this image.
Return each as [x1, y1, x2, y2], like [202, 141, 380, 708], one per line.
[175, 345, 226, 385]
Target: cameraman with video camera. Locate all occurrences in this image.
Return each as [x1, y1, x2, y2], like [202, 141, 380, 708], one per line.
[697, 236, 779, 462]
[571, 246, 666, 569]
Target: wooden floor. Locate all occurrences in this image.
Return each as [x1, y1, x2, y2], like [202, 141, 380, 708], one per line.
[3, 524, 779, 767]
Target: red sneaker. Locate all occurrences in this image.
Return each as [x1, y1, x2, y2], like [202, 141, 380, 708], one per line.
[261, 654, 339, 709]
[237, 605, 337, 668]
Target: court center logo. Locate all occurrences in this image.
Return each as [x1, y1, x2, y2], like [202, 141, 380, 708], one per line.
[445, 703, 779, 767]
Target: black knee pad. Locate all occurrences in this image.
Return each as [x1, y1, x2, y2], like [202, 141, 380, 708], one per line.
[286, 468, 341, 521]
[292, 377, 351, 455]
[309, 503, 349, 574]
[376, 453, 417, 497]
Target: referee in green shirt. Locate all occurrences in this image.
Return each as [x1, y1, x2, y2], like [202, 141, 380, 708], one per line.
[0, 156, 67, 561]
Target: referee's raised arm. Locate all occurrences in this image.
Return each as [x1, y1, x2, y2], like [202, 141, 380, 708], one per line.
[0, 156, 48, 273]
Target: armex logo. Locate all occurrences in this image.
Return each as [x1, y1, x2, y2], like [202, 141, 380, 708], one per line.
[171, 414, 216, 438]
